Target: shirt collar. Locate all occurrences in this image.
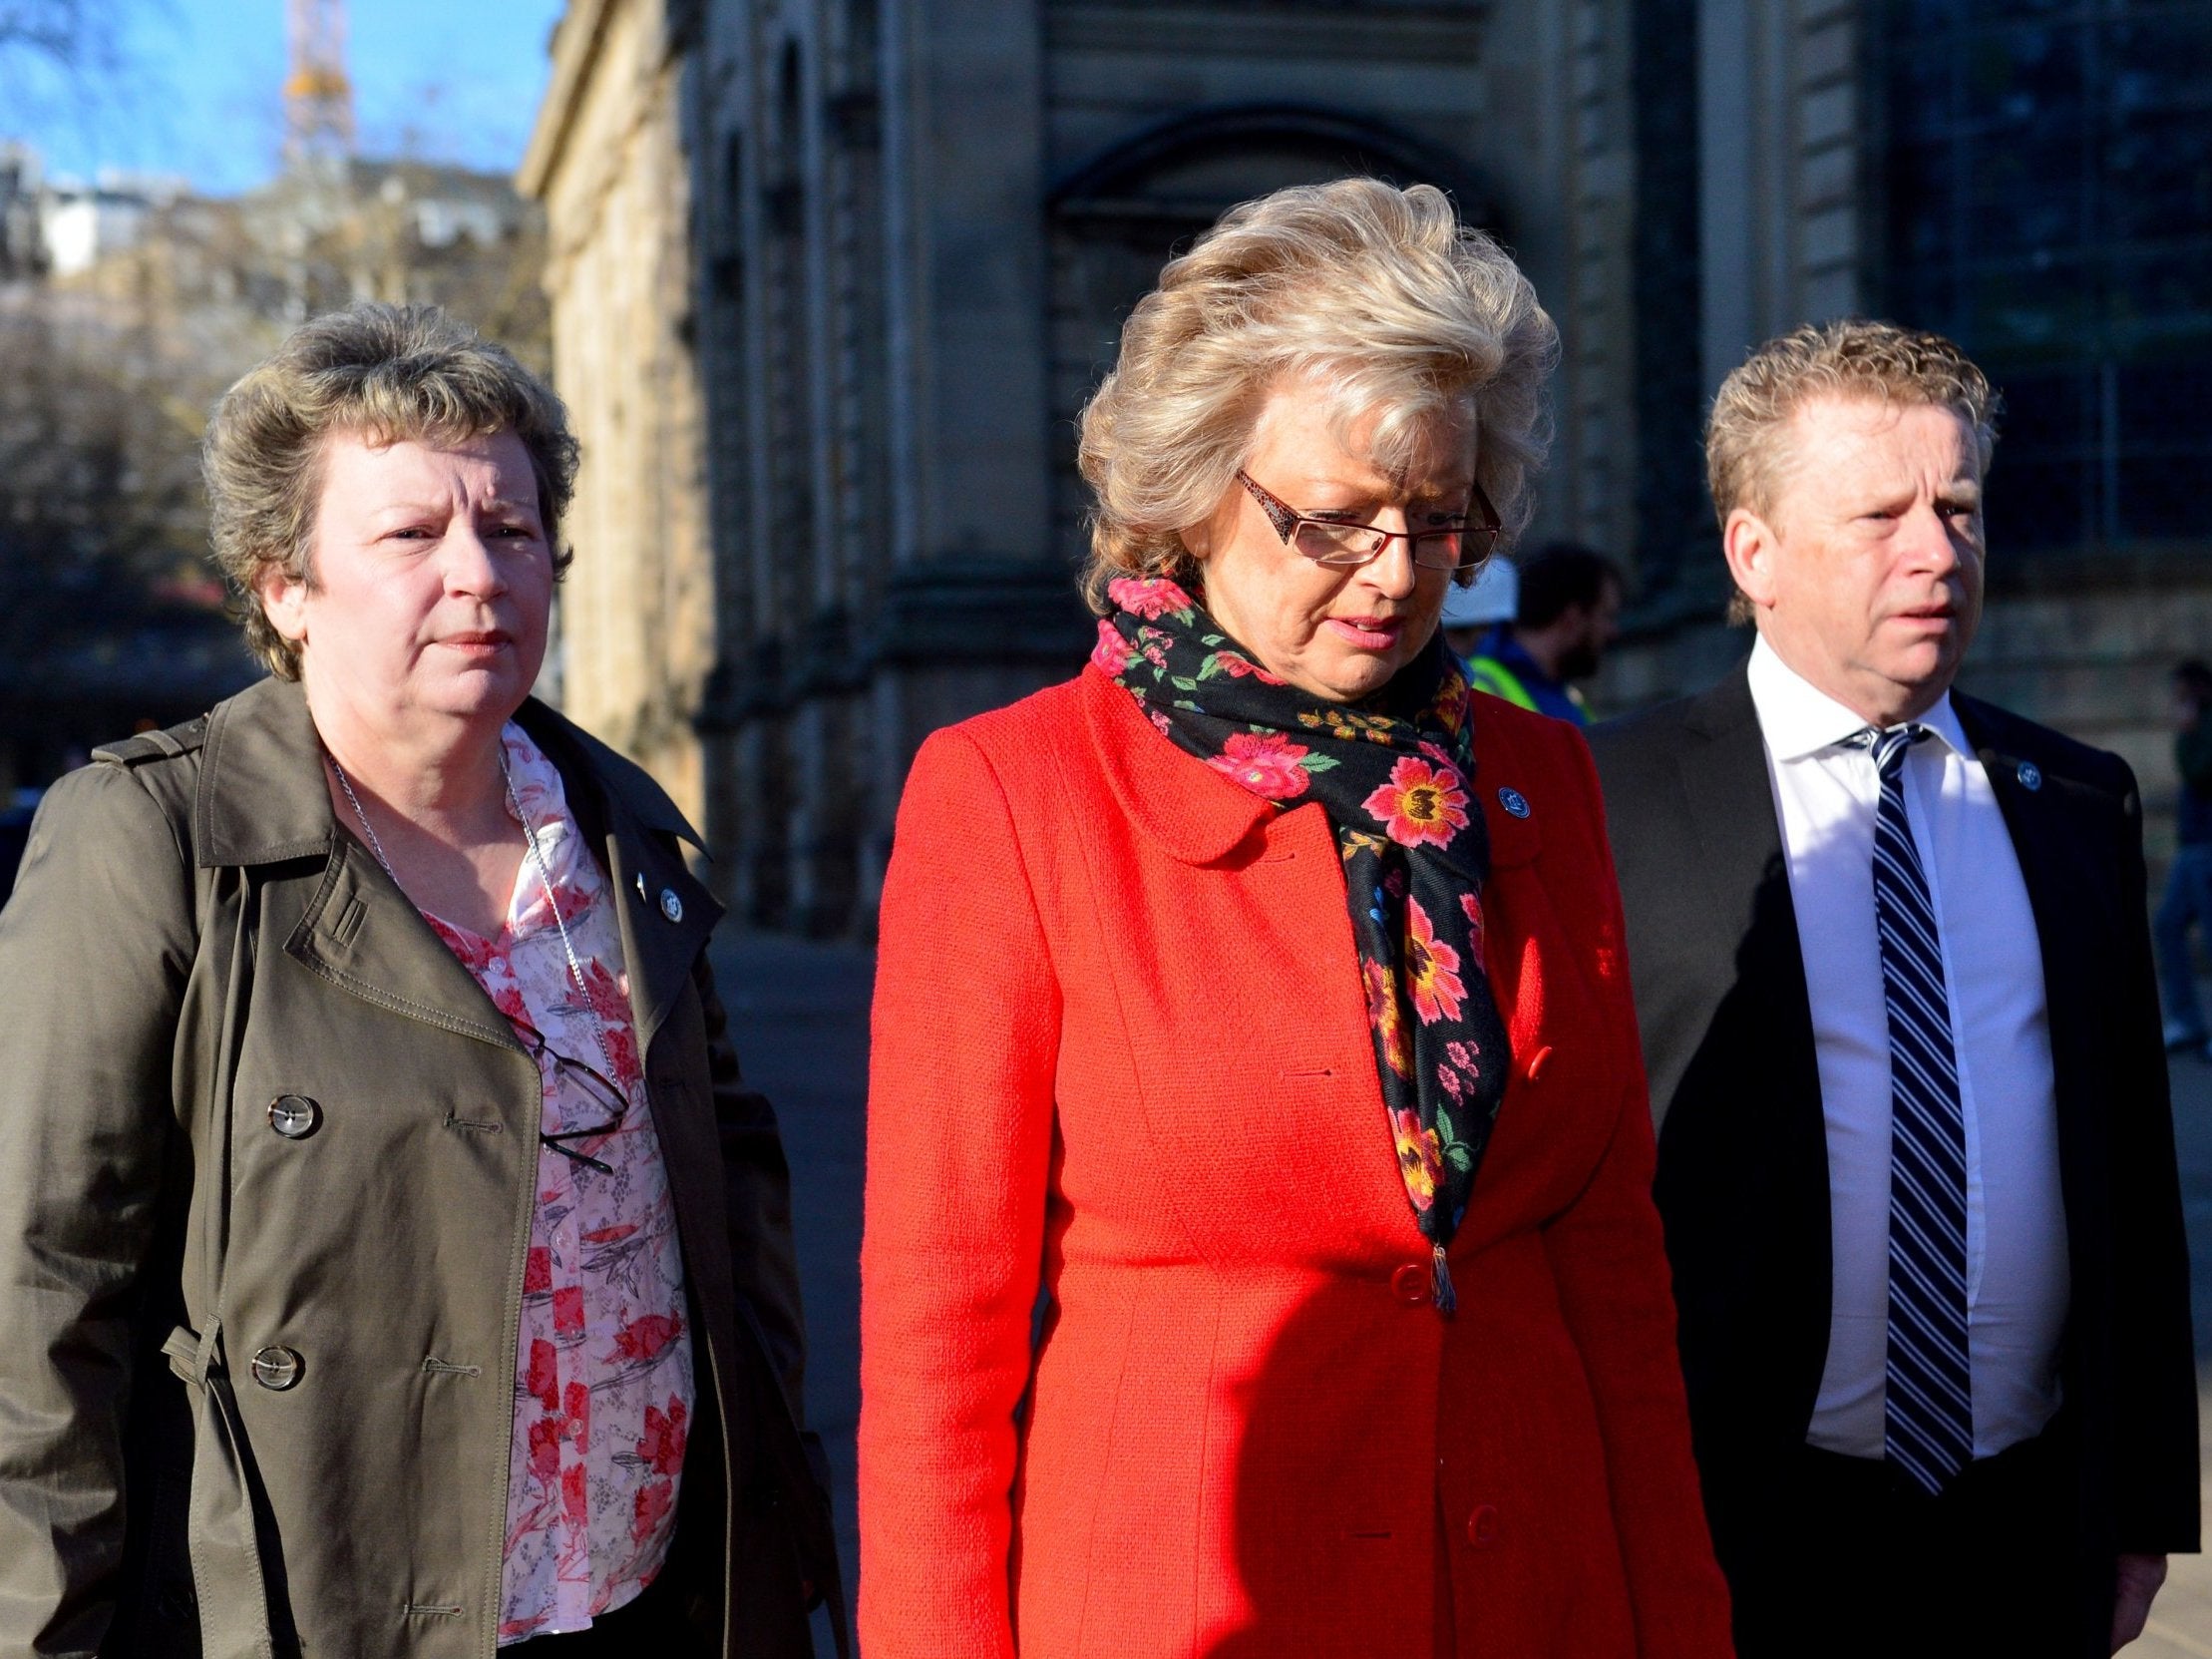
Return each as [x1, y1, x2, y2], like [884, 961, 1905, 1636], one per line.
[1746, 633, 1969, 763]
[501, 720, 586, 939]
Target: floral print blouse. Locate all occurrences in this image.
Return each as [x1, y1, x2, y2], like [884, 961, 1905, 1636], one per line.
[412, 724, 694, 1644]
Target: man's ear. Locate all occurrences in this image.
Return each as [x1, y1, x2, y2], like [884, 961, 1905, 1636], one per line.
[256, 558, 312, 647]
[1722, 506, 1782, 615]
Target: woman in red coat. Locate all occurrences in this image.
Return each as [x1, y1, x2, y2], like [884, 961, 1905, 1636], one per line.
[860, 180, 1731, 1658]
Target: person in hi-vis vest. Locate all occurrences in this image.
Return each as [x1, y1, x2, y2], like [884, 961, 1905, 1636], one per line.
[1454, 541, 1624, 726]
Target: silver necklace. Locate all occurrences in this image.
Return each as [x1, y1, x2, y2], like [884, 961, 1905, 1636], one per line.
[328, 747, 626, 1091]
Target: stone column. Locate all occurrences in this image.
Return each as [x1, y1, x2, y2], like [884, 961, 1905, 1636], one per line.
[1696, 0, 1864, 391]
[864, 0, 1086, 921]
[522, 0, 715, 837]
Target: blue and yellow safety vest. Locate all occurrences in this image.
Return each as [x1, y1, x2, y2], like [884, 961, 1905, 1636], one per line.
[1465, 654, 1539, 712]
[1462, 646, 1591, 726]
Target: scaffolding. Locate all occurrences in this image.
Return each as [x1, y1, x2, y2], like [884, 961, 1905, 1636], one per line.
[283, 0, 355, 169]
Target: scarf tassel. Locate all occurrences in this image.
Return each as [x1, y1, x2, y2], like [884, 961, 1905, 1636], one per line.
[1430, 1243, 1457, 1317]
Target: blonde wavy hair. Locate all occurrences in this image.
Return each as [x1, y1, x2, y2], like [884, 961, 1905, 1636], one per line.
[1707, 319, 1998, 622]
[1076, 178, 1558, 611]
[203, 302, 580, 678]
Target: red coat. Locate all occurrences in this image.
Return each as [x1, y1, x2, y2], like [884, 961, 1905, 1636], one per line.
[860, 666, 1732, 1659]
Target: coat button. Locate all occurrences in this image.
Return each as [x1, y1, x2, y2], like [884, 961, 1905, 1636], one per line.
[1524, 1046, 1554, 1084]
[266, 1094, 320, 1139]
[660, 888, 683, 923]
[249, 1346, 304, 1391]
[1390, 1262, 1429, 1305]
[1466, 1502, 1500, 1548]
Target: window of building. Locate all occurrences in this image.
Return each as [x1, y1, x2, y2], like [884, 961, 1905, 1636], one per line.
[1874, 0, 2212, 554]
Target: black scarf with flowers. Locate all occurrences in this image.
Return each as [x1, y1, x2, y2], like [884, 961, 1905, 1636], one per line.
[1092, 575, 1512, 1311]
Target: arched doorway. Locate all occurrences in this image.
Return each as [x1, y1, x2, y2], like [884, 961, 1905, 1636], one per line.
[1045, 105, 1499, 560]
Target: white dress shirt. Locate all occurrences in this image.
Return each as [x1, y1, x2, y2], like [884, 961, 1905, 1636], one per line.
[1746, 635, 2067, 1460]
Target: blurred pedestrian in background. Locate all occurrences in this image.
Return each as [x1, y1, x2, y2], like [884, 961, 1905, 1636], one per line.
[1438, 550, 1518, 663]
[0, 304, 836, 1657]
[2156, 657, 2212, 1054]
[1462, 540, 1624, 725]
[860, 179, 1730, 1659]
[1593, 320, 2195, 1658]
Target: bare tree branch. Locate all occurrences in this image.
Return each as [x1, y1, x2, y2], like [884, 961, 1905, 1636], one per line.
[0, 1, 123, 70]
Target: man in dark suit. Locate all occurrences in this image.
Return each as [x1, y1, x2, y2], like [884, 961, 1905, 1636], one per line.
[1590, 320, 2197, 1657]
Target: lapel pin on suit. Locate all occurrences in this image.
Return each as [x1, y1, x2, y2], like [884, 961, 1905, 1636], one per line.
[2017, 760, 2043, 792]
[633, 868, 685, 921]
[1498, 786, 1532, 819]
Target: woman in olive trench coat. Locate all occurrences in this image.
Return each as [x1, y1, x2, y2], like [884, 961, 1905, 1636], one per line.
[0, 305, 835, 1658]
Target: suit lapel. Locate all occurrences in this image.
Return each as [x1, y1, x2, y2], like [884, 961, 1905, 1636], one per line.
[1954, 697, 2089, 988]
[512, 705, 725, 1058]
[1671, 667, 1824, 1136]
[1668, 665, 1836, 1436]
[285, 841, 522, 1048]
[207, 677, 724, 1058]
[593, 811, 721, 1056]
[1954, 697, 2097, 1252]
[190, 678, 523, 1049]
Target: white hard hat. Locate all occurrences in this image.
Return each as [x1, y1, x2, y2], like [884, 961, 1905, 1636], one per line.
[1441, 557, 1518, 627]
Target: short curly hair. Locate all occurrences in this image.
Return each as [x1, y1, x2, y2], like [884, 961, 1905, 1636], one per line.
[202, 302, 580, 677]
[1707, 319, 1999, 622]
[1075, 178, 1558, 611]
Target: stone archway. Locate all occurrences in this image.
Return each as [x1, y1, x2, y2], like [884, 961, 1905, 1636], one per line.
[1050, 104, 1494, 228]
[1044, 104, 1499, 559]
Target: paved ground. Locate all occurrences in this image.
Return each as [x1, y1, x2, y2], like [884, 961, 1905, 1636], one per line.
[711, 933, 870, 1647]
[2137, 1044, 2212, 1659]
[712, 931, 2212, 1654]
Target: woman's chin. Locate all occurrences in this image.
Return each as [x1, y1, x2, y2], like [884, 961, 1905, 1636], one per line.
[1300, 651, 1405, 703]
[415, 666, 535, 725]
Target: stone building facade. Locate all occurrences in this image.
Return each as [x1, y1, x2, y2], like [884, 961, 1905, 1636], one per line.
[523, 0, 718, 825]
[1606, 0, 2212, 840]
[526, 0, 1645, 933]
[523, 0, 2212, 935]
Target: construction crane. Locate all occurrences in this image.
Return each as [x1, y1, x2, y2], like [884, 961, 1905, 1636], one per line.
[284, 0, 355, 169]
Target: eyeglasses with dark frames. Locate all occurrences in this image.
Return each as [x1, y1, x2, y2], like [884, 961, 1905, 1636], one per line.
[1237, 471, 1501, 574]
[515, 1018, 631, 1176]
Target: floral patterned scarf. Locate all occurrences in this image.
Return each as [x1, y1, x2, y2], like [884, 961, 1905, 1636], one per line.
[1093, 576, 1513, 1312]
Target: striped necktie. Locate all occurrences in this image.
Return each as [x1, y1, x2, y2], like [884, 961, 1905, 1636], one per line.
[1848, 722, 1972, 1495]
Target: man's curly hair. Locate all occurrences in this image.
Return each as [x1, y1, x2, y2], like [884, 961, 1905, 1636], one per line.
[1706, 319, 2000, 623]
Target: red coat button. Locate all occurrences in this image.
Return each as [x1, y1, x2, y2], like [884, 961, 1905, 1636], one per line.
[1466, 1503, 1500, 1548]
[1525, 1045, 1555, 1083]
[1390, 1262, 1429, 1305]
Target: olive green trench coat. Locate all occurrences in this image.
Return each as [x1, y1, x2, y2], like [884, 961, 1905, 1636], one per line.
[0, 675, 836, 1658]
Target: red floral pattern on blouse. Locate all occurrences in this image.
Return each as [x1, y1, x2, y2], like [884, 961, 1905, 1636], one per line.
[409, 725, 693, 1644]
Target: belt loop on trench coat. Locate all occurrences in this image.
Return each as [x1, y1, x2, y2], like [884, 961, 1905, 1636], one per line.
[156, 867, 280, 1659]
[162, 1319, 278, 1659]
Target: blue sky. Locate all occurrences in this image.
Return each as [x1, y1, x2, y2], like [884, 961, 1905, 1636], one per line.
[1, 0, 569, 194]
